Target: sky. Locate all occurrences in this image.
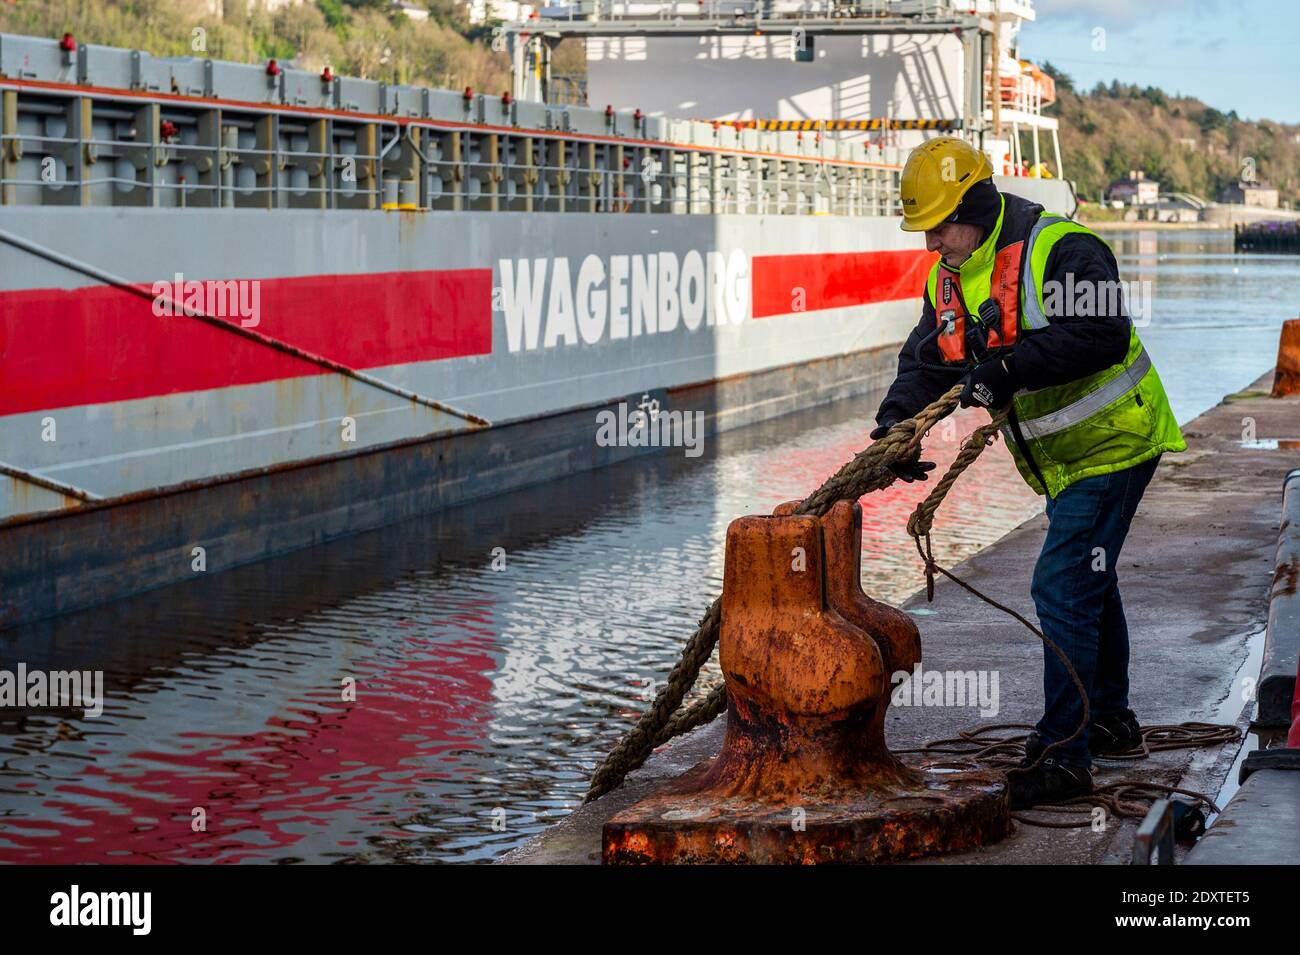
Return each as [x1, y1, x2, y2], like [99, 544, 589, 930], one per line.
[1018, 0, 1300, 124]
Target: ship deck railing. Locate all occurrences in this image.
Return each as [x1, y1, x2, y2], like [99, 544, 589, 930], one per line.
[529, 0, 1004, 26]
[0, 33, 903, 217]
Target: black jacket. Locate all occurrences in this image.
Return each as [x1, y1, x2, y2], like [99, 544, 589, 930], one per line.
[874, 192, 1132, 427]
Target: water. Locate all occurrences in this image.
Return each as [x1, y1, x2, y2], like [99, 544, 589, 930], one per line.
[1107, 228, 1300, 423]
[1, 228, 1295, 864]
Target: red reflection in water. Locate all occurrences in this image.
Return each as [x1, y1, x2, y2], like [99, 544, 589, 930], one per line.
[0, 616, 497, 864]
[756, 408, 1039, 602]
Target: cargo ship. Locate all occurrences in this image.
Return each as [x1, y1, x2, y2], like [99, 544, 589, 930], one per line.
[0, 1, 1073, 628]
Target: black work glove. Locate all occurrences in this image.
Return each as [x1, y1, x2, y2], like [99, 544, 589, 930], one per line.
[869, 419, 937, 483]
[959, 355, 1018, 410]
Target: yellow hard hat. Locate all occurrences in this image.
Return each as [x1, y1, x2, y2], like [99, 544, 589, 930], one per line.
[899, 137, 994, 232]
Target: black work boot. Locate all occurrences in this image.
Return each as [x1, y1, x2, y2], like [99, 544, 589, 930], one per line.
[1008, 756, 1093, 810]
[1019, 731, 1046, 769]
[1090, 708, 1142, 757]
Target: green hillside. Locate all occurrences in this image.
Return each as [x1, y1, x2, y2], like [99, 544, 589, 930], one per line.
[1042, 63, 1299, 208]
[0, 0, 514, 95]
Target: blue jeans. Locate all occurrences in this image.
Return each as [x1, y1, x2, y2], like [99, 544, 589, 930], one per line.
[1029, 454, 1161, 768]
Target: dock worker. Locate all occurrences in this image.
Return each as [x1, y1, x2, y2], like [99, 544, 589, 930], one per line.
[870, 137, 1186, 810]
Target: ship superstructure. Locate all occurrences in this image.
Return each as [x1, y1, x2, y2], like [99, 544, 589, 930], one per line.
[504, 0, 1065, 181]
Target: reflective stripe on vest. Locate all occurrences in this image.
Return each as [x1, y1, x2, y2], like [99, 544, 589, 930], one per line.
[1015, 346, 1153, 440]
[1019, 214, 1070, 330]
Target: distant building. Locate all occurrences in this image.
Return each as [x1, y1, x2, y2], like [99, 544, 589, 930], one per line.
[467, 0, 536, 23]
[209, 0, 428, 14]
[1106, 170, 1159, 206]
[394, 1, 431, 19]
[1220, 181, 1279, 209]
[206, 0, 305, 13]
[1153, 197, 1201, 223]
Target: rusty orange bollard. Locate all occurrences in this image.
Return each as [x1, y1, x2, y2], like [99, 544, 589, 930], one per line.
[602, 501, 1010, 865]
[700, 503, 894, 799]
[777, 499, 922, 766]
[1272, 318, 1300, 398]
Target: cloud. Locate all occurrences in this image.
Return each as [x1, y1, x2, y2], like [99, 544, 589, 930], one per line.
[1031, 0, 1225, 27]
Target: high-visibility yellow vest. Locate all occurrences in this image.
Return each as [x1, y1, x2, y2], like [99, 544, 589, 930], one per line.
[924, 196, 1186, 497]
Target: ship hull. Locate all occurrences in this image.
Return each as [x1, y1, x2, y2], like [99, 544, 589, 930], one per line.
[0, 207, 928, 626]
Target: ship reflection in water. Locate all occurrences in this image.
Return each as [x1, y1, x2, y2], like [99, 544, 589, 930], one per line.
[1, 229, 1292, 864]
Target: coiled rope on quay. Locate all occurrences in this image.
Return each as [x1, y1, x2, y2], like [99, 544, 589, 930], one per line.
[586, 384, 1240, 829]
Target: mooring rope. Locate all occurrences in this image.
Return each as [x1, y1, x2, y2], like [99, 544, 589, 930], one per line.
[900, 406, 1092, 774]
[895, 722, 1241, 828]
[584, 385, 1238, 825]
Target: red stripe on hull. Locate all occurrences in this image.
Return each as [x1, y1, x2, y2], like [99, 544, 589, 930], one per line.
[0, 270, 493, 416]
[750, 249, 933, 319]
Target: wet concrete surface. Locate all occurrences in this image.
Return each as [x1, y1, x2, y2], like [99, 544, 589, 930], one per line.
[504, 369, 1299, 864]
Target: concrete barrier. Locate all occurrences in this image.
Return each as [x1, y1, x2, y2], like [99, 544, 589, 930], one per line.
[1189, 467, 1300, 865]
[1257, 468, 1300, 728]
[1187, 768, 1300, 864]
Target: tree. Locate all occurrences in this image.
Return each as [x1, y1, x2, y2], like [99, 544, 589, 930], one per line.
[1200, 106, 1227, 133]
[1040, 60, 1074, 94]
[1142, 86, 1167, 110]
[317, 0, 348, 30]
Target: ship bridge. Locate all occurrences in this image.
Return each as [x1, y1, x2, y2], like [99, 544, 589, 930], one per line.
[502, 0, 1063, 183]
